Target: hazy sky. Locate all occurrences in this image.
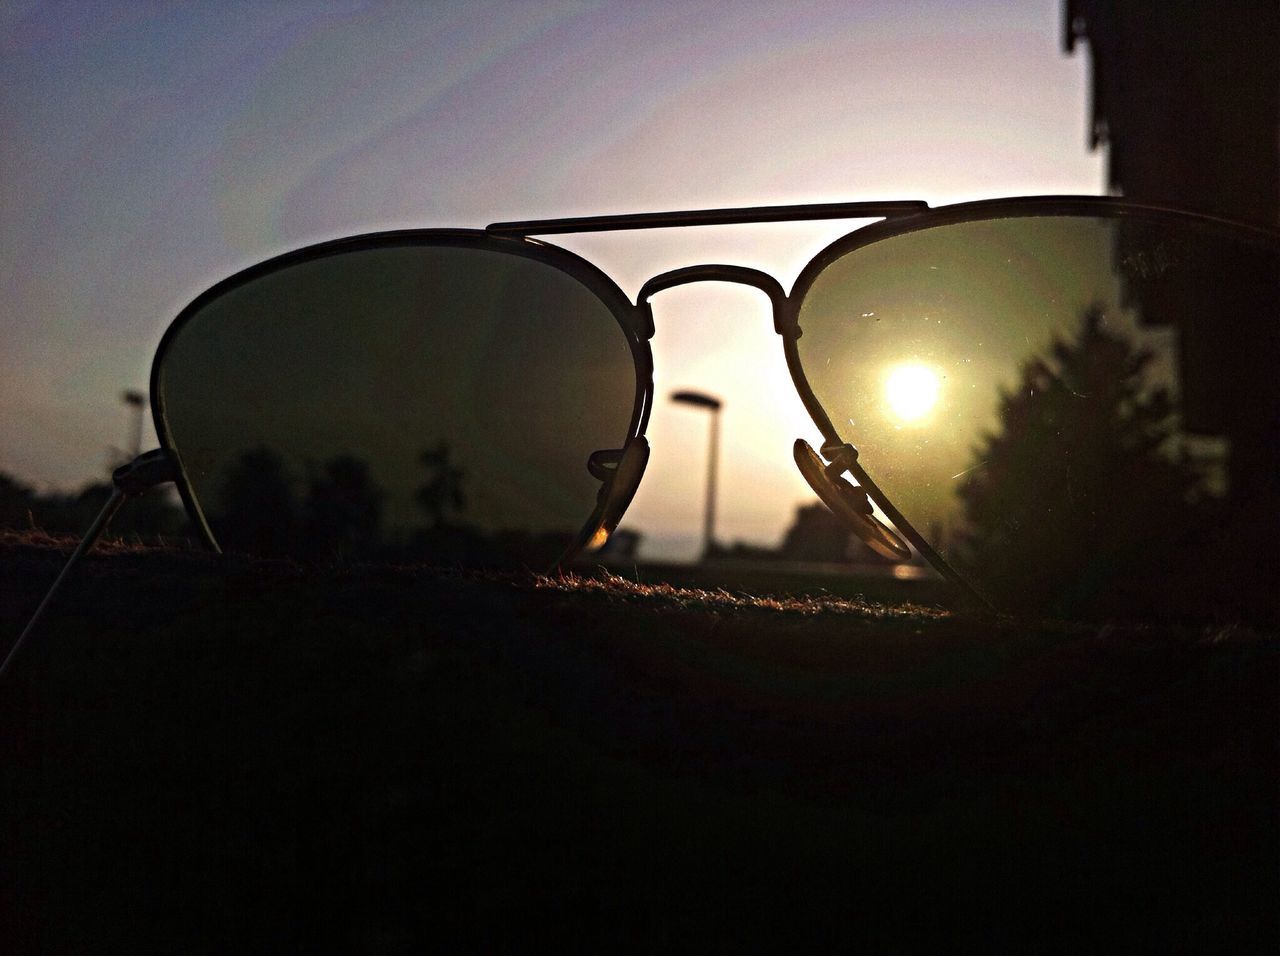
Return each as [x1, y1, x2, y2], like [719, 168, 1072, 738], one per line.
[1, 0, 1104, 558]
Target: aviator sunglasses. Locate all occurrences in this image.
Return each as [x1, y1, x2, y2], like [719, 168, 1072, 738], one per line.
[8, 195, 1280, 671]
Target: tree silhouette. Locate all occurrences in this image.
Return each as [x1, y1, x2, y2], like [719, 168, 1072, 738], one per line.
[955, 306, 1205, 619]
[416, 442, 466, 530]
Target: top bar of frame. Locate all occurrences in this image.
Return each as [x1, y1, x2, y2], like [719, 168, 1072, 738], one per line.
[486, 200, 930, 236]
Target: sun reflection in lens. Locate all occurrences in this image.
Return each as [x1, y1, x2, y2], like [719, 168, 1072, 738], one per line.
[884, 363, 941, 424]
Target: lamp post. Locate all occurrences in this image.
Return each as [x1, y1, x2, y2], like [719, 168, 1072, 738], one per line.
[122, 390, 146, 460]
[670, 389, 723, 561]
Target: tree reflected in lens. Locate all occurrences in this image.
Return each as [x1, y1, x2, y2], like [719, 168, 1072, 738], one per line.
[215, 447, 299, 557]
[416, 442, 466, 531]
[301, 455, 384, 562]
[954, 306, 1205, 618]
[206, 441, 583, 569]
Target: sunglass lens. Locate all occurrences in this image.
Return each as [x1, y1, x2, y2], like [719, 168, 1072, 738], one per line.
[795, 212, 1279, 622]
[155, 239, 639, 567]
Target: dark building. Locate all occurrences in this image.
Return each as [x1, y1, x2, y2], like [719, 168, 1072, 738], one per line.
[1064, 0, 1279, 227]
[1064, 1, 1279, 614]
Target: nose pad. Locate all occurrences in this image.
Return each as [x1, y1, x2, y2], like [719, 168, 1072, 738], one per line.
[793, 439, 912, 561]
[586, 437, 650, 541]
[555, 437, 651, 567]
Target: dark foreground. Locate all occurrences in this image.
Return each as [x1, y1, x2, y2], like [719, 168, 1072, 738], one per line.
[2, 534, 1276, 951]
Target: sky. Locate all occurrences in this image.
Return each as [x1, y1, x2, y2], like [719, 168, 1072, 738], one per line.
[0, 0, 1105, 559]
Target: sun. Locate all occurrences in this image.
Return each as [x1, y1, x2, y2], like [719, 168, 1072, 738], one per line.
[884, 363, 941, 423]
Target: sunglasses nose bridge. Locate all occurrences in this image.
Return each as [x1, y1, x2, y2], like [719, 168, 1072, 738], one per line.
[635, 264, 794, 338]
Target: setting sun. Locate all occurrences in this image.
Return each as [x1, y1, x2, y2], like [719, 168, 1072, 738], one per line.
[884, 363, 941, 423]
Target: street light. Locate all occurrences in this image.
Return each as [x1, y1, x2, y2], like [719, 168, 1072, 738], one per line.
[670, 389, 723, 561]
[122, 390, 146, 460]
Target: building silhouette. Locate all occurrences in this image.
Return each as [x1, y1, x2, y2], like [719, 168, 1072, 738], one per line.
[1065, 1, 1279, 615]
[1065, 0, 1278, 227]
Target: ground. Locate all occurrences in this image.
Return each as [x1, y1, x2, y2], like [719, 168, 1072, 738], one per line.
[2, 532, 1276, 951]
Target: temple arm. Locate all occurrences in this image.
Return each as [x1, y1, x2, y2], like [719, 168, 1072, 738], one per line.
[487, 200, 929, 236]
[2, 449, 178, 681]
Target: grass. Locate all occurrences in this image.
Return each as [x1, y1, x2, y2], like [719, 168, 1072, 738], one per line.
[1, 531, 1277, 951]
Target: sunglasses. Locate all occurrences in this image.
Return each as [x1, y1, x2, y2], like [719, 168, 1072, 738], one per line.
[8, 195, 1280, 671]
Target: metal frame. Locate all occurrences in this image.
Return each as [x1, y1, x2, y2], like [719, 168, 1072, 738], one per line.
[139, 198, 1280, 600]
[487, 200, 929, 236]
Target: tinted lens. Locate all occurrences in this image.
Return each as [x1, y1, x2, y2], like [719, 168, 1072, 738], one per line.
[796, 212, 1279, 622]
[155, 238, 640, 567]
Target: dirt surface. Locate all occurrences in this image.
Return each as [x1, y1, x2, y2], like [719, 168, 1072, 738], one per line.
[2, 533, 1277, 950]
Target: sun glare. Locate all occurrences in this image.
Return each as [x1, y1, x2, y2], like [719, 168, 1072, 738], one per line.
[884, 363, 941, 423]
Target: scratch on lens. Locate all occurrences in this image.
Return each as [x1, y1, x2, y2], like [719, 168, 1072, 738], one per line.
[951, 460, 989, 480]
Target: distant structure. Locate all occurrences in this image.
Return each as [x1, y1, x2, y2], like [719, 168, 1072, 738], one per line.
[777, 502, 891, 565]
[779, 503, 852, 563]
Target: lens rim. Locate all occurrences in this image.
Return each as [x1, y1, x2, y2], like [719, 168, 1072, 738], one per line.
[149, 228, 654, 557]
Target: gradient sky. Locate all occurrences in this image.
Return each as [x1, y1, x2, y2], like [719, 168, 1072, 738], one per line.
[1, 0, 1104, 559]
